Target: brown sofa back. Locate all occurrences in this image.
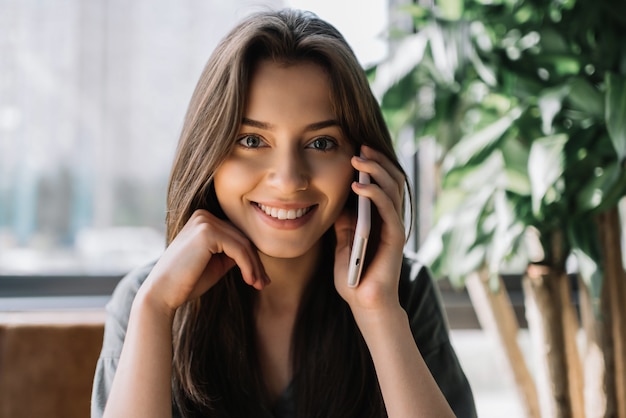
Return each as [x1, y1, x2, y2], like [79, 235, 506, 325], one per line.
[0, 311, 105, 418]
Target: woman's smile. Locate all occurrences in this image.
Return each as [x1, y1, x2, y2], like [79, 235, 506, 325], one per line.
[254, 202, 317, 220]
[250, 201, 319, 232]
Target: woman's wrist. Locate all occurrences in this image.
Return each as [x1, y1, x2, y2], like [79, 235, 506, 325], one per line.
[134, 282, 178, 326]
[351, 303, 408, 342]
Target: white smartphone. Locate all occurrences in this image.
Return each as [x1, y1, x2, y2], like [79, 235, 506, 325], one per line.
[347, 168, 371, 287]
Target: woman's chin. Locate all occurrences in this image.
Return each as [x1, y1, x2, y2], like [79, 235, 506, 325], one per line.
[257, 247, 308, 260]
[255, 239, 321, 262]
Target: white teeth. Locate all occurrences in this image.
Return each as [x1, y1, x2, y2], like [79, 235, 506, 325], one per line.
[258, 203, 311, 220]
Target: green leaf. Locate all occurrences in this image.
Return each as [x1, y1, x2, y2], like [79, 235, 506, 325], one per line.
[537, 27, 569, 54]
[370, 32, 429, 100]
[434, 188, 467, 218]
[505, 167, 531, 195]
[576, 162, 620, 213]
[500, 137, 531, 195]
[396, 3, 431, 20]
[605, 72, 626, 163]
[538, 85, 569, 135]
[568, 221, 603, 318]
[443, 150, 505, 190]
[444, 221, 485, 285]
[470, 52, 497, 86]
[437, 0, 464, 21]
[501, 134, 530, 170]
[442, 107, 523, 173]
[487, 188, 524, 276]
[528, 134, 568, 216]
[553, 56, 581, 77]
[422, 184, 497, 286]
[426, 24, 456, 85]
[594, 167, 626, 213]
[418, 209, 485, 286]
[381, 72, 418, 110]
[566, 77, 604, 119]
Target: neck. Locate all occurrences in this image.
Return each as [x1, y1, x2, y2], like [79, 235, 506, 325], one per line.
[255, 240, 321, 315]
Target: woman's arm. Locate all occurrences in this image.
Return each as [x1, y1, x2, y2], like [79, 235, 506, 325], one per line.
[334, 146, 455, 418]
[103, 289, 175, 418]
[352, 305, 455, 418]
[401, 262, 478, 417]
[102, 210, 269, 418]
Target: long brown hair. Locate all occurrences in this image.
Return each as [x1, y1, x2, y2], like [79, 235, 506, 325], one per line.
[168, 9, 411, 418]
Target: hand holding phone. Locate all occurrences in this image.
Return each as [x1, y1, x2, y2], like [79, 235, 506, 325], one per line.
[347, 168, 371, 287]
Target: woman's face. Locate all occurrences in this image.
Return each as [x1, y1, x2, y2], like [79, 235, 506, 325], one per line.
[213, 60, 355, 259]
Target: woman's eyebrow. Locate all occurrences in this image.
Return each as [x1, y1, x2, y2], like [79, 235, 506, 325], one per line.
[241, 117, 339, 132]
[241, 117, 271, 129]
[305, 119, 340, 132]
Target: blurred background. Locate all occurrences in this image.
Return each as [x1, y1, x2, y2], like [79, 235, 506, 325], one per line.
[0, 1, 521, 416]
[2, 1, 626, 417]
[0, 0, 393, 275]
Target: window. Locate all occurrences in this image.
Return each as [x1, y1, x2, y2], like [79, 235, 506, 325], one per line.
[0, 0, 389, 279]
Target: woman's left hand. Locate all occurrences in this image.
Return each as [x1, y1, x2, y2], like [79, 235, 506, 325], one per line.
[334, 145, 407, 316]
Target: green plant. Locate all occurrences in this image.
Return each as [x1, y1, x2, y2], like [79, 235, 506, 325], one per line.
[374, 0, 626, 283]
[371, 0, 626, 415]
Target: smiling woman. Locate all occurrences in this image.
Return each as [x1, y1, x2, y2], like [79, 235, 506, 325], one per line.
[92, 8, 476, 418]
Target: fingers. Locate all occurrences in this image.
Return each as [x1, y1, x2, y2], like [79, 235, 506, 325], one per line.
[334, 147, 406, 310]
[191, 210, 269, 290]
[151, 209, 269, 310]
[351, 147, 406, 238]
[352, 146, 405, 216]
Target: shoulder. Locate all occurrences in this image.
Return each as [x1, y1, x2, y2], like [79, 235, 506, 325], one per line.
[107, 261, 155, 316]
[398, 251, 443, 315]
[399, 251, 430, 287]
[398, 252, 478, 417]
[108, 261, 155, 309]
[398, 251, 450, 351]
[99, 261, 156, 356]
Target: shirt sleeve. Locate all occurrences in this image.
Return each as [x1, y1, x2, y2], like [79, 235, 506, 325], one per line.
[399, 253, 478, 418]
[90, 262, 159, 418]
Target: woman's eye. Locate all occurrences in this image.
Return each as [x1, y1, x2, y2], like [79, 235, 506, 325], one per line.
[307, 137, 337, 151]
[238, 135, 264, 148]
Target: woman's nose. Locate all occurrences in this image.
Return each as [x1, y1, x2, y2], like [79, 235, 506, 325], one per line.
[267, 150, 309, 193]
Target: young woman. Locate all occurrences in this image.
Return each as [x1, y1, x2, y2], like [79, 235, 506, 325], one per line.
[92, 9, 476, 418]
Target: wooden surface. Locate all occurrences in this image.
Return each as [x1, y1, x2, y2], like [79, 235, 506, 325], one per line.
[0, 310, 105, 418]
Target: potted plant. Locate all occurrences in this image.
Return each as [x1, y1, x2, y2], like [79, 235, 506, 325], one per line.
[370, 0, 626, 416]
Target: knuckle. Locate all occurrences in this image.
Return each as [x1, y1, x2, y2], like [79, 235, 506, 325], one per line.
[194, 221, 215, 237]
[191, 208, 210, 218]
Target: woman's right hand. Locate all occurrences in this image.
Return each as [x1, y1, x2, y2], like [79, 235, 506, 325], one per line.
[104, 208, 268, 418]
[139, 209, 269, 317]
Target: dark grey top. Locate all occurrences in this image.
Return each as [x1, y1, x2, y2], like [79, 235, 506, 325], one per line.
[91, 253, 477, 418]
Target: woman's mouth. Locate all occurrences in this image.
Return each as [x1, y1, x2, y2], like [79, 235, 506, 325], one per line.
[255, 203, 315, 220]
